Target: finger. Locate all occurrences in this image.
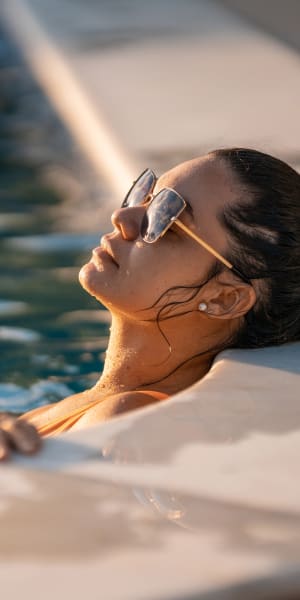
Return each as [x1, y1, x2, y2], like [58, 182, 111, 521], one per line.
[9, 420, 42, 455]
[0, 430, 10, 461]
[0, 414, 17, 430]
[0, 412, 11, 425]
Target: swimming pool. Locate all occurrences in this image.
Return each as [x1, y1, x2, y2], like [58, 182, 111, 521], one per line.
[0, 28, 110, 413]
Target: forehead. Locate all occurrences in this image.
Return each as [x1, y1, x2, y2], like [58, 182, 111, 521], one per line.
[154, 155, 239, 255]
[155, 156, 237, 221]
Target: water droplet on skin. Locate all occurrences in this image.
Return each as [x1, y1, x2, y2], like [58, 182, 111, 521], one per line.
[135, 241, 143, 248]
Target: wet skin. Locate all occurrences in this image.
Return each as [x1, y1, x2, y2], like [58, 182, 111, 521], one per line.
[80, 156, 232, 317]
[0, 154, 256, 455]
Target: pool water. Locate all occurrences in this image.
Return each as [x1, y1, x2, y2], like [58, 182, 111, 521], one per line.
[0, 28, 110, 413]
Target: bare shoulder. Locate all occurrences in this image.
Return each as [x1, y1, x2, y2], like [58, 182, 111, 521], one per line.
[106, 390, 169, 415]
[73, 390, 169, 428]
[20, 388, 97, 426]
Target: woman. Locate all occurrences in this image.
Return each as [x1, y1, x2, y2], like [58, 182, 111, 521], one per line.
[1, 147, 299, 459]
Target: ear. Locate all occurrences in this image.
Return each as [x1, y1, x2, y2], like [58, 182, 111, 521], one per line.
[203, 273, 257, 320]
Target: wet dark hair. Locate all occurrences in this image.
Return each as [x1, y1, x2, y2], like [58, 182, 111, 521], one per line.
[140, 148, 300, 388]
[211, 147, 300, 348]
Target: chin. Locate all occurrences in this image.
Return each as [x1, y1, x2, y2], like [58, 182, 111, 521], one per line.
[78, 262, 114, 306]
[78, 261, 144, 315]
[79, 262, 104, 295]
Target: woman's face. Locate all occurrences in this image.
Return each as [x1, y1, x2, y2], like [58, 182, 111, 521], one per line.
[79, 155, 237, 318]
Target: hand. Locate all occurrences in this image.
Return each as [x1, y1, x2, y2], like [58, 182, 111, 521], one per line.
[0, 413, 42, 461]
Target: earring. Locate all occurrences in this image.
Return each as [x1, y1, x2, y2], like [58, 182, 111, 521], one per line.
[198, 302, 208, 312]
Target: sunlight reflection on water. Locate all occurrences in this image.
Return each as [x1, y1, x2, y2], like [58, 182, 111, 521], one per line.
[0, 27, 109, 412]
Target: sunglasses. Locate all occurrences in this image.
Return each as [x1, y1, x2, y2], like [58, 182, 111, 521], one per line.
[122, 168, 250, 284]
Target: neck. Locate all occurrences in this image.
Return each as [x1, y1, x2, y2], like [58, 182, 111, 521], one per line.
[95, 312, 217, 396]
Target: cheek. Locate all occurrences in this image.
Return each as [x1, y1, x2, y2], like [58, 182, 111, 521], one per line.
[130, 243, 200, 283]
[124, 262, 166, 305]
[127, 245, 173, 282]
[115, 248, 170, 307]
[126, 244, 193, 299]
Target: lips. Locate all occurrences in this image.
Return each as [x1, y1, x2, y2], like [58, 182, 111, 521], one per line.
[98, 236, 119, 267]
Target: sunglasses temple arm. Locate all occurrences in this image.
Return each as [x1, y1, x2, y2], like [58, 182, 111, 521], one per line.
[174, 220, 232, 267]
[174, 220, 251, 284]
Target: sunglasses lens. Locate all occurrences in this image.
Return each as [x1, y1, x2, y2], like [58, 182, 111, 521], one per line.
[122, 169, 155, 208]
[141, 189, 185, 243]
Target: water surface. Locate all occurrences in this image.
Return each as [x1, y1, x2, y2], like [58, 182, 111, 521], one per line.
[0, 27, 109, 413]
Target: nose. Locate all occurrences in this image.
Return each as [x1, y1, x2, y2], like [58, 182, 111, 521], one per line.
[111, 205, 145, 241]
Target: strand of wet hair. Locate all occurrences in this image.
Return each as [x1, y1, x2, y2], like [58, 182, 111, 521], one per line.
[138, 277, 229, 388]
[138, 338, 232, 390]
[145, 265, 221, 352]
[136, 281, 210, 353]
[154, 286, 204, 351]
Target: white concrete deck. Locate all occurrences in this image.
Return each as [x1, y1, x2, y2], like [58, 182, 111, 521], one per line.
[1, 344, 300, 600]
[2, 0, 300, 181]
